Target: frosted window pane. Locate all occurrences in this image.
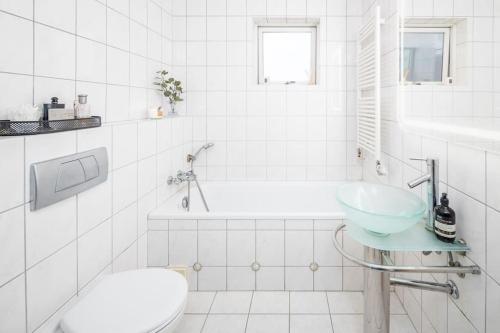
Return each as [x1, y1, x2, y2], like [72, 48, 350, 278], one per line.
[262, 31, 313, 83]
[403, 32, 445, 82]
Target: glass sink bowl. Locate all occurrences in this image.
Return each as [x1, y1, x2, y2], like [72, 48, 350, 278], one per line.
[336, 182, 426, 236]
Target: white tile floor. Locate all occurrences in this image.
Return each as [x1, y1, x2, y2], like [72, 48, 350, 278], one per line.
[175, 291, 417, 333]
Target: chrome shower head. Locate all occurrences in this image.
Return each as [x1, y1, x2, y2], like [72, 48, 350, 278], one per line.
[202, 142, 214, 150]
[188, 142, 215, 162]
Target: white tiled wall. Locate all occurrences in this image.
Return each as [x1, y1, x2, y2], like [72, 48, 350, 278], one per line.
[365, 130, 500, 333]
[0, 0, 173, 123]
[0, 0, 194, 332]
[147, 218, 363, 292]
[171, 0, 363, 181]
[4, 0, 498, 332]
[363, 1, 500, 332]
[401, 0, 500, 132]
[0, 121, 194, 333]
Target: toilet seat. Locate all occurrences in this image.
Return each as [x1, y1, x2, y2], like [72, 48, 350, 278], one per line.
[60, 269, 188, 333]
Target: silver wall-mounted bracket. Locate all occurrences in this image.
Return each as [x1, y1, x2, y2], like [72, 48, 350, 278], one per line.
[456, 239, 468, 256]
[390, 278, 459, 299]
[375, 160, 387, 175]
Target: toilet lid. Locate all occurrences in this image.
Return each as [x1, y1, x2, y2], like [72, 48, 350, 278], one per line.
[60, 269, 188, 333]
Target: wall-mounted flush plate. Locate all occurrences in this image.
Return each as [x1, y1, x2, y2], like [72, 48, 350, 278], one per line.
[30, 147, 108, 211]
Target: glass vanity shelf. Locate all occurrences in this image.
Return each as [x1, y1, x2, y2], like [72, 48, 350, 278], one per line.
[345, 221, 470, 252]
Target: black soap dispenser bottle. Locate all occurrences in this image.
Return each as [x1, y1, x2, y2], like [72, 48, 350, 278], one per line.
[434, 193, 456, 243]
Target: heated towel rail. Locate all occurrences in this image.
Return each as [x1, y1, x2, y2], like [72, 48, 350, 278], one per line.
[357, 6, 384, 174]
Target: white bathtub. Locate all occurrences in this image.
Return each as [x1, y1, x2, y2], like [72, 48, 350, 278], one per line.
[147, 181, 363, 292]
[149, 181, 347, 220]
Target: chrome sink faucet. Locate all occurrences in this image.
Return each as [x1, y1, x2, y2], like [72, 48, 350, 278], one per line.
[407, 158, 439, 231]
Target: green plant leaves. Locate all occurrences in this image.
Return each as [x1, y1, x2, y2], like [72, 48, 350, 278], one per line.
[153, 69, 184, 105]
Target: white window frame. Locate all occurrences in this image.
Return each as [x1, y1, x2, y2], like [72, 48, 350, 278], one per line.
[257, 26, 317, 85]
[401, 27, 452, 85]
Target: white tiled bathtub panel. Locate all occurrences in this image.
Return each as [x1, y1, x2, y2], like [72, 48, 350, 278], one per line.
[148, 219, 363, 292]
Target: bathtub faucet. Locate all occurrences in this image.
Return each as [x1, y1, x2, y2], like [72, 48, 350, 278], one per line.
[166, 143, 214, 212]
[167, 170, 195, 185]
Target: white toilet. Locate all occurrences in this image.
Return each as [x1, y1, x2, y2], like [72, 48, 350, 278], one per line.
[60, 268, 188, 333]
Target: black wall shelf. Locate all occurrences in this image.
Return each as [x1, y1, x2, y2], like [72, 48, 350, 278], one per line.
[0, 116, 101, 136]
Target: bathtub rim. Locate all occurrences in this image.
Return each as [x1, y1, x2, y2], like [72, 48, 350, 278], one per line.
[148, 181, 347, 220]
[148, 211, 347, 220]
[149, 181, 349, 220]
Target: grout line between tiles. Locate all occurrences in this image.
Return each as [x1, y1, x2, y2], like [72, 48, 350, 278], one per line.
[23, 129, 28, 333]
[31, 291, 77, 333]
[325, 290, 335, 332]
[243, 291, 255, 332]
[74, 0, 79, 295]
[288, 290, 291, 333]
[0, 202, 27, 216]
[199, 290, 218, 332]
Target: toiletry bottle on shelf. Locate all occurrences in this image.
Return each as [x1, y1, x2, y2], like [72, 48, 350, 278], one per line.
[43, 97, 65, 121]
[434, 193, 456, 243]
[74, 94, 91, 118]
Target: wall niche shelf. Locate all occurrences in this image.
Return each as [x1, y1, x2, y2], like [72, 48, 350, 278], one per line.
[0, 116, 101, 136]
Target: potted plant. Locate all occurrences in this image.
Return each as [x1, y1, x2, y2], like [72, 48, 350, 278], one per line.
[154, 70, 183, 115]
